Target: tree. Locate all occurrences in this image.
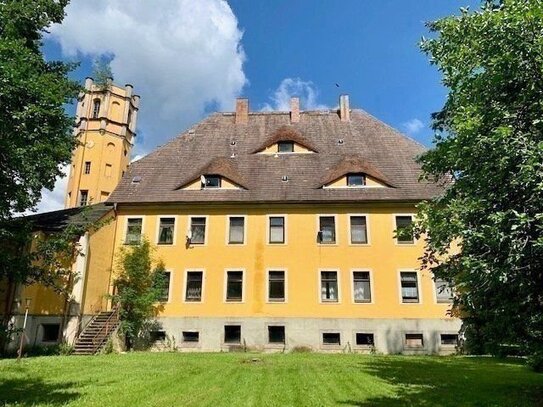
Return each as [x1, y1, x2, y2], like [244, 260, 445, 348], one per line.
[417, 0, 543, 370]
[112, 240, 166, 350]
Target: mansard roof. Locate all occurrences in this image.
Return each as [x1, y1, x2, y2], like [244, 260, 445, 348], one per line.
[108, 109, 443, 205]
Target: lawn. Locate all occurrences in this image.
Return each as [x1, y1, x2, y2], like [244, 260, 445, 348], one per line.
[1, 353, 542, 406]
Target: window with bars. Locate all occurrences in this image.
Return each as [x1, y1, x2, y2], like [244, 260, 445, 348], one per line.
[125, 218, 142, 245]
[158, 218, 175, 245]
[190, 217, 206, 244]
[185, 271, 203, 302]
[318, 216, 336, 244]
[353, 271, 371, 303]
[269, 216, 285, 243]
[226, 271, 243, 302]
[396, 215, 414, 244]
[400, 272, 419, 303]
[228, 217, 245, 244]
[350, 216, 368, 244]
[321, 271, 338, 302]
[268, 271, 285, 302]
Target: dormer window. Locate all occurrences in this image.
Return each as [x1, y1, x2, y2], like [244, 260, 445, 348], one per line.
[277, 141, 294, 153]
[347, 173, 366, 187]
[201, 174, 221, 189]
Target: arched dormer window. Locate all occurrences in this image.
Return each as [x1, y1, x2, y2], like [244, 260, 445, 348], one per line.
[92, 99, 101, 119]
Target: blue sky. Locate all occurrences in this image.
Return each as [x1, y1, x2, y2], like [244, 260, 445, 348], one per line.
[37, 0, 478, 212]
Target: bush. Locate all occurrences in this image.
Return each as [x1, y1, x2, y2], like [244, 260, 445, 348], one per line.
[58, 342, 74, 356]
[527, 352, 543, 373]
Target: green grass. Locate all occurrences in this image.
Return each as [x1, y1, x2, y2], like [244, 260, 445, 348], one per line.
[1, 353, 542, 406]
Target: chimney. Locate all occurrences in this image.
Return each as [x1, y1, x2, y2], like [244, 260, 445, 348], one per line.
[235, 98, 249, 124]
[339, 94, 350, 122]
[290, 97, 300, 123]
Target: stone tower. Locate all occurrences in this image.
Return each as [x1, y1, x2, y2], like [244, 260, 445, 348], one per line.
[65, 78, 139, 208]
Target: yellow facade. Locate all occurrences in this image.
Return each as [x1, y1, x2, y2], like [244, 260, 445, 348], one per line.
[65, 78, 139, 208]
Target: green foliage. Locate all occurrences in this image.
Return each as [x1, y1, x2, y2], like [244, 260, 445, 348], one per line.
[0, 0, 80, 219]
[92, 57, 113, 90]
[111, 239, 166, 350]
[58, 342, 74, 356]
[416, 0, 543, 368]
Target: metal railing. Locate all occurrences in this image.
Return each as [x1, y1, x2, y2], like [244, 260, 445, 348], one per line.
[89, 304, 120, 354]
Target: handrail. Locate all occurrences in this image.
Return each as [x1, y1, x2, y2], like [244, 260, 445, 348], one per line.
[90, 304, 120, 353]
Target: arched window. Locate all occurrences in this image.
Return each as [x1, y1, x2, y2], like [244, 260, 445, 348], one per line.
[92, 99, 101, 119]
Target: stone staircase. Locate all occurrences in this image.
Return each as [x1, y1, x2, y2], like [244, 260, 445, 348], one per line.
[73, 306, 120, 355]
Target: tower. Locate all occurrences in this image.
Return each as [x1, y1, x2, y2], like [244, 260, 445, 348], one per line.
[65, 78, 140, 208]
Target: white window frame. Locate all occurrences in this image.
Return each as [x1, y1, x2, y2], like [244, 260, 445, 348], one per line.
[348, 214, 371, 245]
[155, 215, 178, 246]
[124, 216, 144, 245]
[226, 215, 247, 246]
[265, 268, 288, 303]
[267, 214, 287, 245]
[350, 269, 374, 304]
[182, 269, 206, 303]
[433, 276, 454, 304]
[318, 268, 341, 304]
[224, 268, 246, 303]
[187, 215, 209, 246]
[316, 214, 339, 246]
[393, 213, 416, 245]
[439, 332, 459, 348]
[320, 330, 342, 348]
[159, 269, 173, 304]
[398, 269, 423, 304]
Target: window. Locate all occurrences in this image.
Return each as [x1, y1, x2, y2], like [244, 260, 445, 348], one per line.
[400, 272, 419, 303]
[189, 217, 206, 244]
[347, 173, 366, 187]
[321, 271, 338, 302]
[226, 271, 243, 302]
[356, 333, 374, 346]
[350, 216, 368, 244]
[157, 271, 170, 302]
[185, 271, 203, 302]
[105, 163, 112, 177]
[269, 216, 285, 244]
[435, 279, 453, 303]
[318, 216, 336, 244]
[158, 217, 175, 245]
[92, 99, 101, 118]
[127, 109, 132, 126]
[125, 218, 143, 245]
[41, 323, 60, 342]
[228, 217, 245, 244]
[353, 271, 371, 303]
[395, 215, 414, 244]
[277, 141, 294, 153]
[100, 191, 109, 201]
[268, 271, 285, 302]
[268, 326, 285, 344]
[182, 331, 199, 343]
[79, 190, 89, 206]
[150, 331, 166, 342]
[224, 325, 241, 344]
[84, 161, 91, 174]
[202, 175, 221, 188]
[405, 333, 424, 348]
[322, 332, 341, 345]
[440, 334, 458, 346]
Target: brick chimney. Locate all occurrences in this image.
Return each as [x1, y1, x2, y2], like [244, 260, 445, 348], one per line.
[290, 97, 300, 123]
[235, 98, 249, 124]
[339, 94, 350, 122]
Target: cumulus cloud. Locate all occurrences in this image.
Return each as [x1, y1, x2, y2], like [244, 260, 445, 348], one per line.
[402, 118, 425, 135]
[262, 78, 328, 111]
[34, 0, 246, 213]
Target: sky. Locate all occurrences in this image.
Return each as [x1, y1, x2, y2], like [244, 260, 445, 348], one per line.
[36, 0, 479, 213]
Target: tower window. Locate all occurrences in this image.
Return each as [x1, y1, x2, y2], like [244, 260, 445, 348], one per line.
[105, 163, 112, 177]
[277, 141, 294, 153]
[84, 161, 91, 174]
[92, 99, 101, 119]
[127, 109, 132, 126]
[79, 190, 88, 206]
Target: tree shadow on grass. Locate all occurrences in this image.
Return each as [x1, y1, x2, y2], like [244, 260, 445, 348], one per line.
[337, 357, 543, 407]
[0, 377, 80, 406]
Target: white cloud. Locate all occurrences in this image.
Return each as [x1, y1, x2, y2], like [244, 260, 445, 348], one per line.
[262, 78, 328, 111]
[30, 166, 69, 214]
[34, 0, 246, 213]
[402, 118, 425, 135]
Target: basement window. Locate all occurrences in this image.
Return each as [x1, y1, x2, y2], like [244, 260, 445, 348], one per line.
[322, 332, 341, 346]
[150, 331, 166, 342]
[268, 326, 285, 344]
[440, 334, 459, 346]
[224, 325, 241, 344]
[405, 333, 424, 348]
[356, 333, 374, 347]
[41, 324, 60, 343]
[277, 141, 294, 153]
[182, 331, 200, 343]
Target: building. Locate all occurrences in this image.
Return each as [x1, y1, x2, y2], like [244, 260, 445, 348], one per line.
[4, 87, 461, 354]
